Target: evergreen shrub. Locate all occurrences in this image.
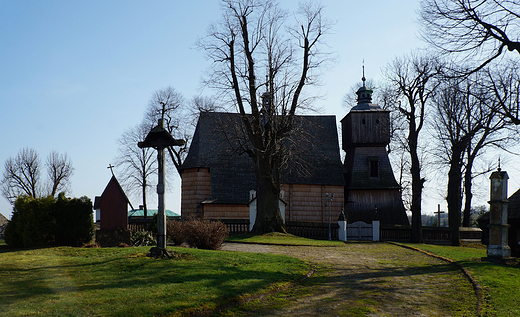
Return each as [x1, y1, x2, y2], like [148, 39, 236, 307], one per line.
[4, 195, 56, 247]
[55, 193, 94, 246]
[4, 193, 94, 248]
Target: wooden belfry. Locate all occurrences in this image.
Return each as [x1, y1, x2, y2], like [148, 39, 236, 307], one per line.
[341, 71, 408, 226]
[138, 119, 184, 248]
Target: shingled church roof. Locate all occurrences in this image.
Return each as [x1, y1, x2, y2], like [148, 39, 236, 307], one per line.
[180, 112, 346, 205]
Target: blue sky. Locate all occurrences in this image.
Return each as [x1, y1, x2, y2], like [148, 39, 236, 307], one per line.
[1, 0, 511, 219]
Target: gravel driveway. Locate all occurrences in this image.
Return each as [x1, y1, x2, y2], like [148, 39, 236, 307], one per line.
[221, 242, 477, 316]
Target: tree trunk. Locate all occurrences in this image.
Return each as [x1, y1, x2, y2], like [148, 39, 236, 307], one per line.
[142, 180, 147, 219]
[462, 155, 474, 227]
[251, 152, 285, 233]
[409, 132, 423, 243]
[447, 146, 464, 246]
[410, 156, 423, 243]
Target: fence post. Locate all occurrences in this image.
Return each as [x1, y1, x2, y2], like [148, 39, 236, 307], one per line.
[338, 210, 347, 242]
[372, 220, 380, 242]
[249, 190, 256, 231]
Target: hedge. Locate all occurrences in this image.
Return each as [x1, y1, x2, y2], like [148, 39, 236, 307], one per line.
[4, 193, 94, 248]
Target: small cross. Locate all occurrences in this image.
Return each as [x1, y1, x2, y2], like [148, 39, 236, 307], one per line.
[434, 204, 445, 227]
[107, 164, 115, 176]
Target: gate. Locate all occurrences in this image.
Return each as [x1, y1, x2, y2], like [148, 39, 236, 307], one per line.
[347, 221, 373, 241]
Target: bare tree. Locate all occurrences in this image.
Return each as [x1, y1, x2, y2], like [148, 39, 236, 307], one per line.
[46, 151, 74, 197]
[383, 53, 442, 243]
[144, 87, 190, 172]
[420, 0, 520, 74]
[431, 66, 517, 243]
[486, 60, 520, 125]
[116, 122, 158, 218]
[186, 95, 225, 128]
[191, 96, 222, 114]
[2, 148, 41, 202]
[432, 74, 485, 245]
[199, 0, 330, 233]
[2, 148, 74, 204]
[462, 69, 519, 227]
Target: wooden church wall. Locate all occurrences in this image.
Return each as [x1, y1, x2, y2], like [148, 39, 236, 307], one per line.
[347, 189, 407, 224]
[343, 111, 390, 146]
[180, 167, 345, 224]
[202, 204, 249, 219]
[281, 184, 344, 223]
[181, 167, 211, 218]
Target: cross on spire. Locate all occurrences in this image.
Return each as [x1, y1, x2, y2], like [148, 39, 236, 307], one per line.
[362, 60, 366, 88]
[107, 164, 115, 176]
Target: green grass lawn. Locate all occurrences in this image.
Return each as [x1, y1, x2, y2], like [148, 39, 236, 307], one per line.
[0, 245, 308, 317]
[405, 243, 520, 317]
[227, 232, 345, 246]
[3, 235, 518, 316]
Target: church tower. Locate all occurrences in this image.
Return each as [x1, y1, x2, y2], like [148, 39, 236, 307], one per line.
[341, 75, 409, 226]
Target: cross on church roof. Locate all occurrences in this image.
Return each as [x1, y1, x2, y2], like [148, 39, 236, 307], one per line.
[107, 164, 115, 176]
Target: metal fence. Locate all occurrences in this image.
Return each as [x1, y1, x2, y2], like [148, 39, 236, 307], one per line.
[128, 218, 482, 244]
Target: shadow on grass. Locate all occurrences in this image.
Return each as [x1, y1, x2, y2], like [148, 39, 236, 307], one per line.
[0, 248, 305, 316]
[233, 248, 476, 316]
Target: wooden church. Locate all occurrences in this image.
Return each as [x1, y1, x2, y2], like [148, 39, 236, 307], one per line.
[179, 112, 346, 223]
[341, 77, 409, 226]
[179, 77, 408, 228]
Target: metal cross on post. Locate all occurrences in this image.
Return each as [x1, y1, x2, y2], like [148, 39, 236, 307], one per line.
[434, 204, 445, 227]
[138, 119, 185, 249]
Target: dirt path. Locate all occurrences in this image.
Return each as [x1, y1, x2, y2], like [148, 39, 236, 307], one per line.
[221, 242, 477, 316]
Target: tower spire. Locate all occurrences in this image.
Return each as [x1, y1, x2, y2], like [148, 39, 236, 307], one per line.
[356, 61, 373, 104]
[362, 60, 366, 88]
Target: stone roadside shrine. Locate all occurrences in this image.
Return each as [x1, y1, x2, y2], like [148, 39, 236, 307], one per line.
[486, 165, 517, 263]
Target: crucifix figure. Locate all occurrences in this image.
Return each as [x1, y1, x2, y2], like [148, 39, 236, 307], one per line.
[107, 164, 115, 176]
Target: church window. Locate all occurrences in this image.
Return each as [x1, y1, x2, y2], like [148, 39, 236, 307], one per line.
[362, 118, 366, 124]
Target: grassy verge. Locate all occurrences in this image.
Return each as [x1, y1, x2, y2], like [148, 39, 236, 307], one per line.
[0, 246, 308, 317]
[0, 238, 5, 246]
[404, 243, 520, 316]
[227, 232, 345, 246]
